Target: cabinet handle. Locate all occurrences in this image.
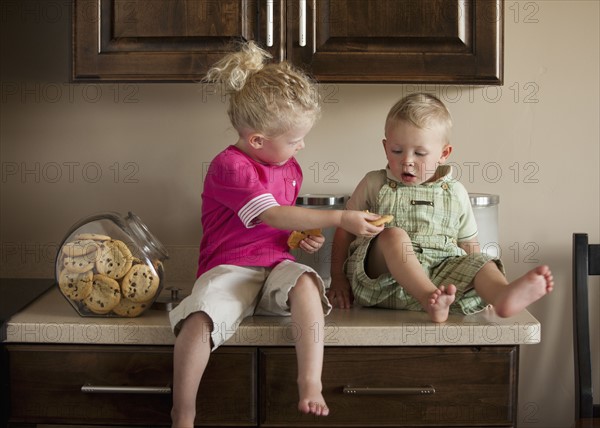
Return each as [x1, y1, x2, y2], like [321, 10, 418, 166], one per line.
[299, 0, 306, 47]
[343, 385, 436, 395]
[266, 0, 274, 47]
[81, 384, 172, 394]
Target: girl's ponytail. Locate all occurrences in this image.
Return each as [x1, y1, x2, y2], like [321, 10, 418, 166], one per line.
[204, 41, 320, 137]
[204, 41, 271, 92]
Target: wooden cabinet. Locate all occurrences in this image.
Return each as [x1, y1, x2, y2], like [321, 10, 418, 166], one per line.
[73, 0, 258, 81]
[7, 344, 257, 426]
[7, 344, 517, 427]
[286, 0, 503, 83]
[73, 0, 503, 83]
[261, 346, 517, 427]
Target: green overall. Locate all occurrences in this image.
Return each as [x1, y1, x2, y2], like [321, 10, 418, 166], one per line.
[345, 168, 503, 315]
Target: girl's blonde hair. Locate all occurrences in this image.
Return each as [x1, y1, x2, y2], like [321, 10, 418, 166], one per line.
[385, 93, 453, 143]
[204, 42, 320, 137]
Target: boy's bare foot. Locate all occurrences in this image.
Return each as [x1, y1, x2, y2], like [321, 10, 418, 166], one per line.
[426, 284, 456, 323]
[493, 265, 554, 318]
[298, 381, 329, 416]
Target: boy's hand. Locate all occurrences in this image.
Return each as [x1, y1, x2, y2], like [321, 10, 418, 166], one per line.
[340, 210, 385, 237]
[298, 233, 324, 254]
[327, 276, 354, 309]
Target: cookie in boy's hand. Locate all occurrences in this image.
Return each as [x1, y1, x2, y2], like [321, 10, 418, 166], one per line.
[287, 229, 322, 249]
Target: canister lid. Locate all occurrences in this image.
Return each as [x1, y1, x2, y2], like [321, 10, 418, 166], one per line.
[296, 194, 349, 206]
[469, 193, 499, 207]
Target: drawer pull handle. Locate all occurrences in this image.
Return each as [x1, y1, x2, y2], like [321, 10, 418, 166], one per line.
[81, 384, 172, 394]
[299, 0, 306, 47]
[266, 0, 274, 47]
[343, 385, 435, 395]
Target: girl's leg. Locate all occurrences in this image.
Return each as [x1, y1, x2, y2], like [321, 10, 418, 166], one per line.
[171, 311, 213, 428]
[366, 227, 456, 322]
[473, 262, 553, 318]
[170, 265, 264, 427]
[288, 273, 329, 416]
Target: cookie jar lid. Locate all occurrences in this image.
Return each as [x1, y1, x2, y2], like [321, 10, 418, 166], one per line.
[469, 193, 499, 207]
[125, 212, 169, 261]
[295, 194, 349, 207]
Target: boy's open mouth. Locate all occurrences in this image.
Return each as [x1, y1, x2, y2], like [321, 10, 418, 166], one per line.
[400, 172, 420, 184]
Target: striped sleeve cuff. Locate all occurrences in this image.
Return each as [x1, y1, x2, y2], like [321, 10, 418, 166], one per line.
[238, 194, 280, 228]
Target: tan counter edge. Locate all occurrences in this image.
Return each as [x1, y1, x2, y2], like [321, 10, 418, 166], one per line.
[4, 286, 541, 347]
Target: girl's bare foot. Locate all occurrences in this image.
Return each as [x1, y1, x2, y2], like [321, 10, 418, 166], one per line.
[493, 265, 553, 318]
[298, 380, 329, 416]
[171, 408, 195, 428]
[426, 284, 456, 323]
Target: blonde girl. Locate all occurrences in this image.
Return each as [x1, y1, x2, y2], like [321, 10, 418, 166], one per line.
[169, 42, 383, 427]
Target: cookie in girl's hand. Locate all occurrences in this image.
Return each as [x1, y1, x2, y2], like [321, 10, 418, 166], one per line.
[287, 229, 322, 249]
[368, 214, 394, 227]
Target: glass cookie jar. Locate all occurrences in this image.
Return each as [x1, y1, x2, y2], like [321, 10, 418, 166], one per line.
[55, 212, 168, 317]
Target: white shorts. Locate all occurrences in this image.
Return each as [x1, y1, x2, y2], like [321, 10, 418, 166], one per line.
[169, 260, 332, 349]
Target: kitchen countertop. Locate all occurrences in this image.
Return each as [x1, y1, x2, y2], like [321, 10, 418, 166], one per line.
[3, 282, 541, 347]
[0, 278, 55, 341]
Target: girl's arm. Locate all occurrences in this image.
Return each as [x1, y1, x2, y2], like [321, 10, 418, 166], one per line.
[327, 227, 356, 309]
[258, 205, 382, 237]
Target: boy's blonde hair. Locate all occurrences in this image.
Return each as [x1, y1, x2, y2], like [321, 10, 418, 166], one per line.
[385, 93, 453, 143]
[204, 42, 320, 138]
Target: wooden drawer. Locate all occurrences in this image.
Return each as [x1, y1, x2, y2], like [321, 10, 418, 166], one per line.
[7, 344, 256, 426]
[260, 346, 517, 427]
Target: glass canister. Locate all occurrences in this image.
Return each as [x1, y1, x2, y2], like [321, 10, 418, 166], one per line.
[55, 212, 168, 317]
[469, 193, 500, 258]
[292, 194, 349, 287]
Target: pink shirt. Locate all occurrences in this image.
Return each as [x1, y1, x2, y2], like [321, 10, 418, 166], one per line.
[197, 145, 302, 277]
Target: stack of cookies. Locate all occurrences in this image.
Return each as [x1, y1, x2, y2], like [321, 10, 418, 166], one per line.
[57, 233, 161, 317]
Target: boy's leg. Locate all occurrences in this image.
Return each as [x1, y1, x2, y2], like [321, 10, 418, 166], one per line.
[366, 227, 455, 322]
[171, 311, 213, 428]
[472, 262, 553, 317]
[288, 273, 329, 416]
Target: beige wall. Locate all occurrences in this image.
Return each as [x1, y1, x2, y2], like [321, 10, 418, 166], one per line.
[1, 1, 598, 427]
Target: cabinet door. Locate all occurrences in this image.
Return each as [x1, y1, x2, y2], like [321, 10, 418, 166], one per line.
[74, 0, 503, 83]
[8, 344, 257, 426]
[260, 346, 517, 427]
[287, 0, 503, 84]
[73, 0, 259, 81]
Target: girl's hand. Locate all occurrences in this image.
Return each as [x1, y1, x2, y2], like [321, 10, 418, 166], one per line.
[298, 233, 325, 254]
[340, 210, 384, 237]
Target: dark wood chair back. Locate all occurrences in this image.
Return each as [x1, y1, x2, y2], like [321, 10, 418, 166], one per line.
[573, 233, 600, 427]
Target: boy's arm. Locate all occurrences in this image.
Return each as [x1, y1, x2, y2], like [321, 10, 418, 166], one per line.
[327, 227, 356, 309]
[459, 238, 481, 255]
